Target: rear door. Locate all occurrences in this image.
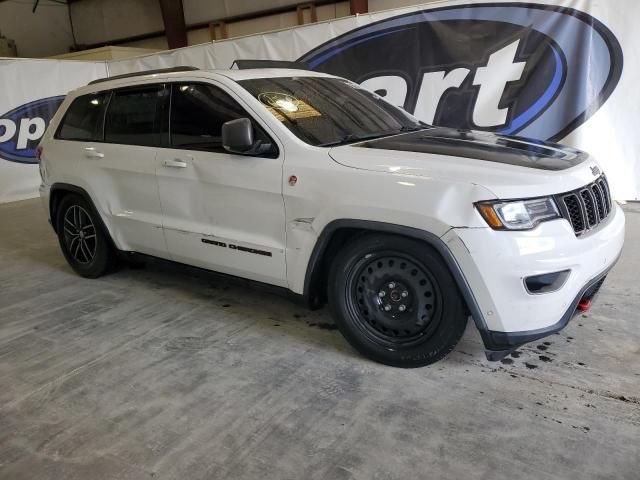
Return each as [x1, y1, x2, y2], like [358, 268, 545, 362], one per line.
[95, 84, 168, 256]
[55, 86, 168, 257]
[155, 82, 287, 286]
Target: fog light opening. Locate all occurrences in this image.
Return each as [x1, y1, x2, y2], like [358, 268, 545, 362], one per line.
[524, 269, 571, 294]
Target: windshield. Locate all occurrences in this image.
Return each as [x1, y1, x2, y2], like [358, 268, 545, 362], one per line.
[238, 77, 425, 147]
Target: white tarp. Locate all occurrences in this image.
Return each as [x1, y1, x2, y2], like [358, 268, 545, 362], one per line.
[0, 59, 107, 203]
[1, 0, 638, 202]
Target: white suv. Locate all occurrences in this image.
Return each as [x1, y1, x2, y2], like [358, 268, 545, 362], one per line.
[38, 66, 625, 367]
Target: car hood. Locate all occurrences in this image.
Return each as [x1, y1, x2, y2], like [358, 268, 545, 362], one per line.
[328, 127, 599, 198]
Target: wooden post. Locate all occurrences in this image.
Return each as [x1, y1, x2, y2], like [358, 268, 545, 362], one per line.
[158, 0, 188, 49]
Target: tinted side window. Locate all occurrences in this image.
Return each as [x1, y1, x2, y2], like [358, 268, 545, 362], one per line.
[57, 92, 109, 141]
[170, 83, 273, 154]
[105, 86, 165, 147]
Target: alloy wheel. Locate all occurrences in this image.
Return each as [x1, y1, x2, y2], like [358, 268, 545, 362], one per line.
[63, 205, 97, 264]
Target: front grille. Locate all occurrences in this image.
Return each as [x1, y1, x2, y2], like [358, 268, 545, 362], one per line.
[563, 194, 585, 232]
[556, 176, 612, 236]
[580, 189, 597, 227]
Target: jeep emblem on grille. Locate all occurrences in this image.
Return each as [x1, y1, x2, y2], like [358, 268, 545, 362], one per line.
[590, 166, 601, 176]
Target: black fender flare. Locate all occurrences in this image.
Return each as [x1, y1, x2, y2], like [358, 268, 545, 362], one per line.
[49, 183, 118, 250]
[303, 219, 491, 342]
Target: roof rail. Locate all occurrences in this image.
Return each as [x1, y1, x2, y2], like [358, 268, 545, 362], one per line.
[88, 66, 200, 86]
[230, 59, 309, 70]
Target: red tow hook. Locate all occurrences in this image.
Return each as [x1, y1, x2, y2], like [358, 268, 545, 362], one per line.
[577, 298, 592, 312]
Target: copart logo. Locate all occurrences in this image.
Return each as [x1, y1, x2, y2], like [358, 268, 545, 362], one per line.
[299, 3, 623, 141]
[0, 96, 65, 164]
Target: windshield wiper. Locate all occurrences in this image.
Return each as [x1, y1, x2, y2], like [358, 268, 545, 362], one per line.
[318, 134, 359, 147]
[398, 125, 424, 132]
[318, 125, 426, 147]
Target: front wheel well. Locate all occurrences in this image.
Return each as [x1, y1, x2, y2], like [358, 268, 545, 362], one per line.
[304, 221, 457, 306]
[303, 220, 477, 322]
[304, 227, 368, 308]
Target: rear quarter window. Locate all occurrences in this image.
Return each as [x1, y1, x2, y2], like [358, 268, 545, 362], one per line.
[56, 92, 110, 141]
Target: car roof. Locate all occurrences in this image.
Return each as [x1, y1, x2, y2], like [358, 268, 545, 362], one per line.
[219, 68, 334, 80]
[73, 68, 336, 96]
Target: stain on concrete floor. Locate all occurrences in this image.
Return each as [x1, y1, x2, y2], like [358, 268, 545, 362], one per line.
[0, 199, 638, 480]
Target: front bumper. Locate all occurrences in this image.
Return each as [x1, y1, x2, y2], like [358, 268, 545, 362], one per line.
[442, 203, 625, 359]
[482, 262, 615, 360]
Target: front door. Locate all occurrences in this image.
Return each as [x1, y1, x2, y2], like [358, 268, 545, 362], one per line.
[156, 82, 287, 286]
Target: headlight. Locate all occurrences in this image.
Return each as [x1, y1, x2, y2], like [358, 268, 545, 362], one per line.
[475, 197, 560, 230]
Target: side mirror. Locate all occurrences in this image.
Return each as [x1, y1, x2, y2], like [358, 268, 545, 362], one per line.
[222, 118, 273, 156]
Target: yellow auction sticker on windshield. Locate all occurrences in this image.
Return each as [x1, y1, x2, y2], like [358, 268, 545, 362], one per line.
[258, 92, 321, 122]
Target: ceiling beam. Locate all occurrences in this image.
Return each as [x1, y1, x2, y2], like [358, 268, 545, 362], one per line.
[350, 0, 368, 15]
[158, 0, 187, 49]
[76, 0, 338, 51]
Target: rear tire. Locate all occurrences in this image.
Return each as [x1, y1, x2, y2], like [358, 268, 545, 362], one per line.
[328, 234, 467, 368]
[56, 194, 115, 278]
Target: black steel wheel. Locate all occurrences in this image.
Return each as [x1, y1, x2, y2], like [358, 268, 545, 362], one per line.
[349, 253, 443, 347]
[329, 234, 467, 367]
[56, 194, 114, 278]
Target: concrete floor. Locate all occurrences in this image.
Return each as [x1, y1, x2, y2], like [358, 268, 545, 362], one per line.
[0, 199, 638, 480]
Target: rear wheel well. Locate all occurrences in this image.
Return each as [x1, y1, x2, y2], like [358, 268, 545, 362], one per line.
[48, 184, 117, 251]
[49, 188, 71, 233]
[50, 185, 99, 233]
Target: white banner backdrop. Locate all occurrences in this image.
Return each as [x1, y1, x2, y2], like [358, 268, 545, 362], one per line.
[107, 0, 640, 201]
[0, 59, 107, 203]
[0, 0, 638, 202]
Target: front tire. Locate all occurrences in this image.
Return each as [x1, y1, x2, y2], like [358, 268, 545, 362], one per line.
[56, 194, 114, 278]
[328, 234, 467, 368]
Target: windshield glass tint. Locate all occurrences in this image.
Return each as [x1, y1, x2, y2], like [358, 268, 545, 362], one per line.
[238, 77, 423, 146]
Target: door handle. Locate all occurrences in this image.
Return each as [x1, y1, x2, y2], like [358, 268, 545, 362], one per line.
[84, 147, 104, 159]
[163, 158, 188, 168]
